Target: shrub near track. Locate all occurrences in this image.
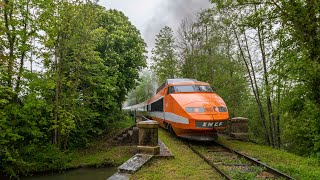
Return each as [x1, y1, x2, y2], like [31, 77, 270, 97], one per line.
[216, 137, 320, 180]
[131, 129, 223, 180]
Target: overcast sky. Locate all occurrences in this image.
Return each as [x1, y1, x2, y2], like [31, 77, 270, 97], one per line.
[99, 0, 211, 52]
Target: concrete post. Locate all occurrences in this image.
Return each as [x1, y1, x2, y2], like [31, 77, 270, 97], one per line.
[230, 117, 249, 140]
[137, 120, 160, 155]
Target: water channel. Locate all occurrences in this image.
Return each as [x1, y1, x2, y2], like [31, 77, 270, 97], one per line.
[21, 167, 117, 180]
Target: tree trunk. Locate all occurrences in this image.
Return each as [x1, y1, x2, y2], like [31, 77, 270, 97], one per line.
[243, 29, 271, 144]
[4, 0, 15, 89]
[256, 14, 276, 147]
[14, 0, 30, 99]
[53, 36, 61, 145]
[232, 25, 270, 145]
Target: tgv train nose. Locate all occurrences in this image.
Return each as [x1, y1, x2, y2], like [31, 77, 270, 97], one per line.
[183, 102, 229, 122]
[129, 78, 230, 141]
[183, 103, 228, 113]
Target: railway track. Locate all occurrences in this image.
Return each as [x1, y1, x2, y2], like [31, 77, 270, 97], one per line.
[186, 141, 295, 180]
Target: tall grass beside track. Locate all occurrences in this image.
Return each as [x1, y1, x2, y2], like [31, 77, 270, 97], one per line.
[132, 128, 320, 180]
[131, 129, 223, 180]
[216, 137, 320, 180]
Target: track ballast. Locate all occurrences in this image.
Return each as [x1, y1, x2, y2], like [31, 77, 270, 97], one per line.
[185, 140, 294, 180]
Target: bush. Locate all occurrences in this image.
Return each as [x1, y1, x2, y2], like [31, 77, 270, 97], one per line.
[0, 144, 72, 177]
[282, 99, 320, 156]
[26, 145, 72, 173]
[0, 146, 29, 177]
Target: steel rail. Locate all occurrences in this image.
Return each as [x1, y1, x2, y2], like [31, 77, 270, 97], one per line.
[140, 114, 294, 179]
[186, 143, 232, 180]
[214, 141, 295, 180]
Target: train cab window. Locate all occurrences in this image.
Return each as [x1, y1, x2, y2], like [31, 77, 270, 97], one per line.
[167, 86, 175, 94]
[198, 85, 214, 92]
[174, 85, 195, 92]
[170, 85, 214, 93]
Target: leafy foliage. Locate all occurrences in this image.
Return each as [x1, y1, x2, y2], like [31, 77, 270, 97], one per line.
[149, 0, 320, 156]
[0, 0, 145, 177]
[209, 0, 320, 154]
[126, 70, 157, 106]
[95, 9, 147, 108]
[151, 26, 179, 83]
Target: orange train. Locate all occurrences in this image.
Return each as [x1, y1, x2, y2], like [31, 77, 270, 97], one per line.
[125, 78, 229, 141]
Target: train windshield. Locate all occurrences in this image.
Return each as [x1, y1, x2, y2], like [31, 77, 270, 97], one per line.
[168, 85, 214, 94]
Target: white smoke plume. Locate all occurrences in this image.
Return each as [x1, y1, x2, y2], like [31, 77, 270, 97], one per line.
[143, 0, 211, 48]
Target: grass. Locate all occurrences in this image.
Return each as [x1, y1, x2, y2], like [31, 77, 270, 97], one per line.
[131, 128, 320, 179]
[29, 114, 318, 179]
[67, 146, 135, 168]
[216, 136, 320, 180]
[66, 118, 136, 168]
[130, 129, 223, 180]
[20, 116, 136, 178]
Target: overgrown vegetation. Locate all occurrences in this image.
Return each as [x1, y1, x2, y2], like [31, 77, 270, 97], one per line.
[217, 136, 320, 180]
[148, 0, 320, 157]
[23, 121, 136, 176]
[196, 145, 266, 179]
[132, 129, 319, 179]
[131, 129, 223, 180]
[0, 0, 145, 177]
[1, 0, 319, 177]
[126, 70, 157, 106]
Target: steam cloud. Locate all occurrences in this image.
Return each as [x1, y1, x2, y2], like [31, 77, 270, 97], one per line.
[143, 0, 211, 48]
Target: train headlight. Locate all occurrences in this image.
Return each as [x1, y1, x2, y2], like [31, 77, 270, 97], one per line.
[185, 107, 205, 113]
[213, 106, 227, 112]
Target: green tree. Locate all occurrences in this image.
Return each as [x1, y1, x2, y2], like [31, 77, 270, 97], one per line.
[270, 0, 320, 155]
[151, 26, 179, 83]
[176, 9, 249, 118]
[0, 0, 42, 175]
[37, 0, 104, 148]
[0, 1, 146, 176]
[95, 9, 147, 109]
[209, 0, 284, 147]
[210, 0, 320, 154]
[126, 69, 156, 106]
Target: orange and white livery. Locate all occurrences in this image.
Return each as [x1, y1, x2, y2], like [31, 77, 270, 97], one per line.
[126, 79, 229, 141]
